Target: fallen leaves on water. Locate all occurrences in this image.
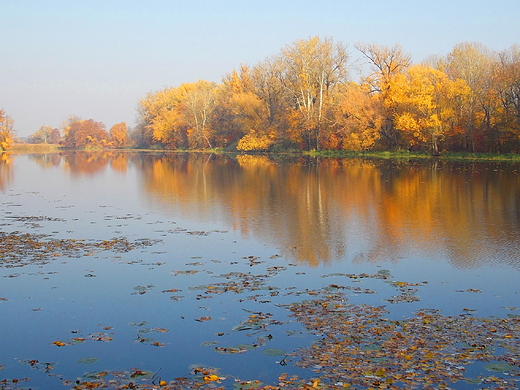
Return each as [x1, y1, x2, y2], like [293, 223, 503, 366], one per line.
[284, 294, 520, 389]
[0, 232, 161, 268]
[132, 285, 156, 295]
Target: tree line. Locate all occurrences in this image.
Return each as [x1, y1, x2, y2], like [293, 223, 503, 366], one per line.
[15, 37, 520, 154]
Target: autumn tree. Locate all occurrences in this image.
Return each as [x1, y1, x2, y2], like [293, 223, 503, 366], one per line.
[282, 36, 350, 150]
[442, 42, 495, 151]
[0, 109, 15, 151]
[50, 128, 61, 144]
[28, 125, 53, 144]
[492, 44, 520, 151]
[183, 80, 217, 149]
[388, 65, 470, 155]
[136, 84, 193, 148]
[63, 119, 109, 148]
[109, 122, 128, 148]
[355, 42, 412, 149]
[331, 82, 383, 151]
[226, 58, 290, 151]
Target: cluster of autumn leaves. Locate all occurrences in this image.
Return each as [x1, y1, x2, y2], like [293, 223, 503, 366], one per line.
[14, 37, 520, 154]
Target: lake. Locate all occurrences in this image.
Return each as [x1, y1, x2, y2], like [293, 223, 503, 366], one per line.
[1, 151, 519, 389]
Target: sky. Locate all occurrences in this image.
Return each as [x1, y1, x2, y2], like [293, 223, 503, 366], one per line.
[1, 0, 519, 137]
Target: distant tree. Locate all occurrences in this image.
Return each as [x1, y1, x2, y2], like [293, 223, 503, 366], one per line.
[109, 122, 128, 148]
[63, 119, 108, 148]
[28, 125, 53, 144]
[0, 109, 15, 150]
[50, 128, 61, 144]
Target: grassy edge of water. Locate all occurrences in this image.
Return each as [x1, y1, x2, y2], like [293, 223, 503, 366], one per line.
[7, 144, 520, 162]
[9, 143, 61, 152]
[304, 149, 520, 162]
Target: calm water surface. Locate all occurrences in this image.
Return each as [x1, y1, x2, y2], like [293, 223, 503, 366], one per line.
[0, 151, 519, 388]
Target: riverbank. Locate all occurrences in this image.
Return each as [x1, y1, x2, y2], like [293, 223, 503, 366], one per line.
[305, 149, 520, 162]
[7, 143, 520, 162]
[9, 143, 60, 152]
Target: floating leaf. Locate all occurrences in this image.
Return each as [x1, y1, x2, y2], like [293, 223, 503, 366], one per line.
[235, 343, 256, 350]
[233, 380, 264, 389]
[201, 341, 219, 347]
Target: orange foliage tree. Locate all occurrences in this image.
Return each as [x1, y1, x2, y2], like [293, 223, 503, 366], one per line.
[332, 82, 384, 151]
[110, 122, 128, 148]
[63, 119, 109, 148]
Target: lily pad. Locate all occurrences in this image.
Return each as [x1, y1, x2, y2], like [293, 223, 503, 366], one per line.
[483, 362, 515, 372]
[261, 348, 286, 356]
[77, 357, 99, 364]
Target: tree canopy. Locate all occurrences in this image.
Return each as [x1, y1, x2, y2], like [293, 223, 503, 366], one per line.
[13, 37, 520, 154]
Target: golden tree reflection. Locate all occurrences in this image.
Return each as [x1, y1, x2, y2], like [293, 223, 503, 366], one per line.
[140, 154, 520, 269]
[0, 153, 13, 190]
[28, 152, 62, 168]
[21, 151, 519, 269]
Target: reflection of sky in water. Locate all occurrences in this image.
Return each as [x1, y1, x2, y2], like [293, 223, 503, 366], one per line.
[1, 152, 519, 386]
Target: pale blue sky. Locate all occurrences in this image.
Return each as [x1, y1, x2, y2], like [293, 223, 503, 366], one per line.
[1, 0, 519, 136]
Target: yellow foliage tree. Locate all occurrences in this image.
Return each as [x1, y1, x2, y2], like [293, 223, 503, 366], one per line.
[0, 109, 15, 151]
[388, 65, 470, 154]
[355, 43, 411, 148]
[224, 61, 289, 149]
[237, 131, 274, 151]
[137, 85, 190, 147]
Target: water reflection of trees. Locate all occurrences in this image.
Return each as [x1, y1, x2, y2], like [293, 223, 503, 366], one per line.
[139, 154, 520, 269]
[15, 151, 520, 269]
[28, 152, 62, 169]
[27, 151, 130, 175]
[0, 153, 13, 190]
